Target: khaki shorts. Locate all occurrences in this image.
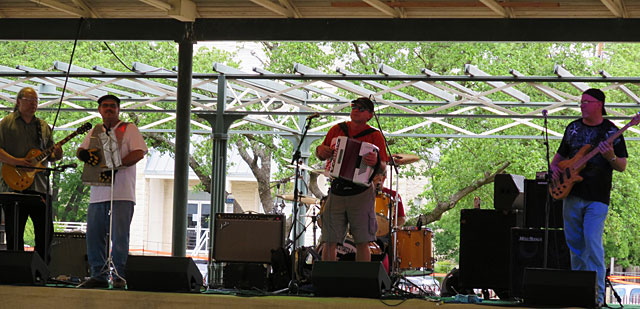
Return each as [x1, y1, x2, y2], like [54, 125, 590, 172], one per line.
[320, 186, 377, 244]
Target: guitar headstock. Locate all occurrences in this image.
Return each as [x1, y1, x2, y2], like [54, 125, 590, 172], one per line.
[631, 113, 640, 127]
[77, 122, 92, 134]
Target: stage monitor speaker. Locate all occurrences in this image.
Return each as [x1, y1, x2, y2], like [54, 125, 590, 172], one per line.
[213, 213, 285, 263]
[523, 268, 597, 308]
[0, 251, 49, 285]
[312, 261, 390, 298]
[125, 255, 203, 293]
[459, 209, 515, 293]
[524, 179, 564, 229]
[494, 174, 525, 211]
[49, 232, 89, 278]
[509, 228, 570, 298]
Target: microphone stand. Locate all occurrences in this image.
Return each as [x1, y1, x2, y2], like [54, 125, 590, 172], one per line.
[542, 110, 551, 268]
[370, 102, 400, 276]
[283, 114, 315, 294]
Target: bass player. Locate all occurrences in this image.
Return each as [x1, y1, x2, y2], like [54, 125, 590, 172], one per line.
[550, 88, 629, 306]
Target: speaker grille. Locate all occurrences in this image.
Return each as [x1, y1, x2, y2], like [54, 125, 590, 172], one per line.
[213, 213, 285, 263]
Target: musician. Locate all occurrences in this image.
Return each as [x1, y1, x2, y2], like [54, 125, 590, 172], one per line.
[0, 87, 62, 263]
[550, 88, 628, 305]
[372, 173, 405, 227]
[78, 94, 147, 289]
[316, 97, 389, 262]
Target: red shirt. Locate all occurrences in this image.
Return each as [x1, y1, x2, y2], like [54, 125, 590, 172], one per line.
[321, 121, 389, 162]
[381, 187, 405, 217]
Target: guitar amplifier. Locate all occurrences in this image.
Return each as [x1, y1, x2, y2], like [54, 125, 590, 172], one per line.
[213, 213, 285, 263]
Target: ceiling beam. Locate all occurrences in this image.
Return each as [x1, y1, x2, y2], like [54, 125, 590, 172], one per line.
[168, 0, 198, 22]
[250, 0, 293, 18]
[278, 0, 302, 18]
[479, 0, 512, 18]
[363, 0, 400, 18]
[3, 18, 640, 42]
[600, 0, 625, 17]
[139, 0, 172, 11]
[30, 0, 89, 17]
[71, 0, 99, 18]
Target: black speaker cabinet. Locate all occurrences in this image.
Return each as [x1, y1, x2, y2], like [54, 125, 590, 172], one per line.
[223, 263, 269, 290]
[49, 232, 89, 278]
[213, 213, 285, 263]
[509, 228, 570, 298]
[523, 268, 597, 308]
[459, 209, 516, 292]
[312, 261, 391, 298]
[524, 180, 564, 229]
[0, 251, 49, 285]
[125, 255, 203, 293]
[494, 174, 525, 211]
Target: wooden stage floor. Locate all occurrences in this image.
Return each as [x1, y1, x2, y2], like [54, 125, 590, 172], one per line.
[0, 284, 634, 309]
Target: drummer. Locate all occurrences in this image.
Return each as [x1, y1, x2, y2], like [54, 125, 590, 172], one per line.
[373, 173, 405, 227]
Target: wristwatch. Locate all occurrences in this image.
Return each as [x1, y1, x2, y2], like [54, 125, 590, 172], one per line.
[610, 156, 617, 163]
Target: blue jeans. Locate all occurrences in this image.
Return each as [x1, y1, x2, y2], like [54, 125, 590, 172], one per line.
[86, 200, 135, 280]
[563, 195, 608, 303]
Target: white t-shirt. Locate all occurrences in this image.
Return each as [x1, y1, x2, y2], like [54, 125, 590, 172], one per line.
[79, 121, 148, 203]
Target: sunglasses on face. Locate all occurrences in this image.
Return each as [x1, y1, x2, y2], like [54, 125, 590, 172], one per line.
[580, 99, 600, 105]
[351, 104, 369, 112]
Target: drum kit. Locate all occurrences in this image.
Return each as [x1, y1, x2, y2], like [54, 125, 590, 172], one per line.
[277, 152, 434, 276]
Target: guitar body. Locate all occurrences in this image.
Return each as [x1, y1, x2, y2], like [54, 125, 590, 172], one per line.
[1, 148, 45, 191]
[549, 144, 590, 200]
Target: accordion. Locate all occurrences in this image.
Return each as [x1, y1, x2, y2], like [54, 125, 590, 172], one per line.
[326, 136, 379, 186]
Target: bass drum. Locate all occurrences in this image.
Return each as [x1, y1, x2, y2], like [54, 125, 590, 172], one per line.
[316, 238, 382, 260]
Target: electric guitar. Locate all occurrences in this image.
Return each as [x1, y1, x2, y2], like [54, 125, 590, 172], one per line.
[2, 122, 92, 191]
[550, 114, 640, 200]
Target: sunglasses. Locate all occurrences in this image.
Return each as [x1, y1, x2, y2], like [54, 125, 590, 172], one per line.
[351, 104, 369, 112]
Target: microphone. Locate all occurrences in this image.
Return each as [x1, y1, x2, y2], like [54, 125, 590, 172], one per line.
[58, 163, 78, 170]
[542, 110, 548, 117]
[307, 112, 320, 120]
[416, 214, 423, 231]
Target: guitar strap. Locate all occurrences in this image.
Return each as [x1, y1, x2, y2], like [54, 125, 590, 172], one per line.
[34, 117, 44, 150]
[338, 121, 377, 138]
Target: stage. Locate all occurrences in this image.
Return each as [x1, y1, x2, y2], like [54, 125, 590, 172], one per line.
[0, 285, 634, 309]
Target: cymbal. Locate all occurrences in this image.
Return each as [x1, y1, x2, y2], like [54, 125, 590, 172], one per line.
[285, 163, 314, 171]
[311, 169, 329, 177]
[392, 153, 420, 165]
[277, 194, 319, 204]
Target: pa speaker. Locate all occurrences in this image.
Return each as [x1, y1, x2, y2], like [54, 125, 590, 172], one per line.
[494, 174, 525, 211]
[509, 228, 570, 298]
[523, 268, 597, 308]
[312, 261, 390, 298]
[125, 255, 203, 292]
[213, 213, 285, 263]
[0, 251, 49, 285]
[49, 232, 89, 278]
[524, 180, 564, 229]
[459, 209, 515, 292]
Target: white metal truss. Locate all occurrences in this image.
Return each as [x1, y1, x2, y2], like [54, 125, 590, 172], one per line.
[1, 62, 640, 140]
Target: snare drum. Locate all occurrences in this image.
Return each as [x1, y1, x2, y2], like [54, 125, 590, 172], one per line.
[396, 227, 433, 270]
[375, 193, 391, 236]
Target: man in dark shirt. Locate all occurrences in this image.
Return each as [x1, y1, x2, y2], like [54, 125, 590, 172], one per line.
[551, 88, 629, 305]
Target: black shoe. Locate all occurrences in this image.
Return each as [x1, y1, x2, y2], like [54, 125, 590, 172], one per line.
[81, 277, 109, 289]
[112, 278, 126, 289]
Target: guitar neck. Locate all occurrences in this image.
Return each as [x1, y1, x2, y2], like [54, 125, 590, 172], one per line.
[33, 131, 79, 163]
[573, 121, 632, 168]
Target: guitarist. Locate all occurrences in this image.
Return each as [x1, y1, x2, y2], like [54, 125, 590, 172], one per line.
[550, 88, 628, 306]
[0, 87, 62, 263]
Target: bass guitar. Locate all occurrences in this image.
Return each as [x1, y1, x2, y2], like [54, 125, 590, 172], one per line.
[2, 122, 92, 191]
[550, 114, 640, 200]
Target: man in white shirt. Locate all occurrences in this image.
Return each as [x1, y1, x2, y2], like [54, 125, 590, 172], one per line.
[77, 94, 148, 289]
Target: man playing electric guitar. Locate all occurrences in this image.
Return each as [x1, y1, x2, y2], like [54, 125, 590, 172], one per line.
[0, 87, 62, 263]
[550, 88, 633, 306]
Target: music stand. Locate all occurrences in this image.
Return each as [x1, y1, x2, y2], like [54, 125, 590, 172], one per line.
[0, 192, 46, 256]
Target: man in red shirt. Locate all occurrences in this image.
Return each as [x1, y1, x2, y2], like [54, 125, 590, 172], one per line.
[316, 97, 389, 262]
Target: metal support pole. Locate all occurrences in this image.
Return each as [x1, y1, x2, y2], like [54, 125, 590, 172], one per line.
[171, 39, 193, 257]
[198, 74, 246, 287]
